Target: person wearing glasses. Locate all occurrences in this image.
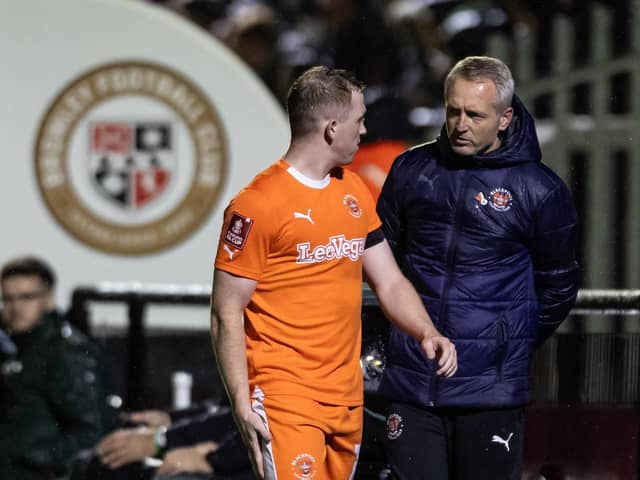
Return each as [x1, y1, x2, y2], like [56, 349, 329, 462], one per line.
[0, 256, 105, 480]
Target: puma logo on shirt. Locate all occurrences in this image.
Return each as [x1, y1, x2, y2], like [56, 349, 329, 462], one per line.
[294, 209, 314, 224]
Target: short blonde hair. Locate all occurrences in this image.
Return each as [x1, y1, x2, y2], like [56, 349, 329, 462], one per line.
[286, 66, 365, 138]
[445, 56, 514, 111]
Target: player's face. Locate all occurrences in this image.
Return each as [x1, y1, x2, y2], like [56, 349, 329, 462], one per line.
[334, 89, 367, 165]
[1, 275, 53, 334]
[445, 78, 512, 156]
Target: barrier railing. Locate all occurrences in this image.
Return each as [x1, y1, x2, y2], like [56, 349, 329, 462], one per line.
[69, 284, 640, 409]
[488, 1, 640, 296]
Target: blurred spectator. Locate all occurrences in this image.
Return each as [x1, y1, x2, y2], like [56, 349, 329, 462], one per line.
[384, 0, 454, 109]
[0, 256, 105, 480]
[271, 0, 409, 85]
[214, 1, 291, 104]
[313, 0, 413, 200]
[317, 1, 398, 74]
[150, 0, 227, 30]
[71, 401, 251, 480]
[436, 0, 510, 60]
[157, 0, 627, 131]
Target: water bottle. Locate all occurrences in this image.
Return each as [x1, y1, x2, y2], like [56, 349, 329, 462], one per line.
[171, 371, 193, 409]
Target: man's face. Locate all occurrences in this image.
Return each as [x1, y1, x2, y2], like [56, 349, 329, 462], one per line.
[445, 78, 513, 156]
[333, 89, 367, 165]
[1, 275, 52, 334]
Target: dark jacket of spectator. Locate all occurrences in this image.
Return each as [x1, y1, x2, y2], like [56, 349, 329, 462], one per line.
[0, 311, 104, 479]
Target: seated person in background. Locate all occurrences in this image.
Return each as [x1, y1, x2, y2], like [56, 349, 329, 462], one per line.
[74, 401, 251, 480]
[0, 256, 105, 480]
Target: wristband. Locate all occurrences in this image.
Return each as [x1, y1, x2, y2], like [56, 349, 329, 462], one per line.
[154, 426, 167, 457]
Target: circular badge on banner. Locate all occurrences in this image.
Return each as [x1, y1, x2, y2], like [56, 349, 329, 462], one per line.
[34, 61, 227, 255]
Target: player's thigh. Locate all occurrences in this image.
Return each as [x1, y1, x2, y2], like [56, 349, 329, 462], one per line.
[324, 404, 363, 480]
[384, 402, 449, 480]
[259, 396, 327, 480]
[454, 407, 524, 480]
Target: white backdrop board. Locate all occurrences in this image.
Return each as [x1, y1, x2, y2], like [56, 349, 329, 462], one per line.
[0, 0, 289, 310]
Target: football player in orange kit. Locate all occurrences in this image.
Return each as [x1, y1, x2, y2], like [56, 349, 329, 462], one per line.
[210, 66, 457, 480]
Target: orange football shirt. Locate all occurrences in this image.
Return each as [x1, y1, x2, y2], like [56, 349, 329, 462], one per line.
[215, 158, 381, 406]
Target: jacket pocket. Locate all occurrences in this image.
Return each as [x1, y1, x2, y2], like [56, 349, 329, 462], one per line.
[496, 318, 508, 382]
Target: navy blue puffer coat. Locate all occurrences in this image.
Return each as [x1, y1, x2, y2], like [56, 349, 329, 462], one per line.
[377, 96, 579, 408]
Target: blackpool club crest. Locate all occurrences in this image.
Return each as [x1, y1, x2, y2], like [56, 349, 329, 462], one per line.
[488, 187, 513, 212]
[90, 121, 174, 210]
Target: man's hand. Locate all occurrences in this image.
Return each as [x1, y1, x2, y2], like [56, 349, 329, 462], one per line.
[127, 410, 172, 428]
[363, 240, 458, 378]
[234, 407, 272, 480]
[154, 442, 217, 476]
[421, 334, 457, 377]
[97, 427, 156, 469]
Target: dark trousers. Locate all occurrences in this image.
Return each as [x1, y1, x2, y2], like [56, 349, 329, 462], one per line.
[384, 402, 524, 480]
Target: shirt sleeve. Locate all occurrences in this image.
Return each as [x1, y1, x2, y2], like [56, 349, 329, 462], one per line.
[214, 189, 275, 281]
[366, 193, 382, 234]
[365, 227, 385, 249]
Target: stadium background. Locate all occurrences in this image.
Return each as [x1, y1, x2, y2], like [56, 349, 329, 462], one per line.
[2, 0, 639, 478]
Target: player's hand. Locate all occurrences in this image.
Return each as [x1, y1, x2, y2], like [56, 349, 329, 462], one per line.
[421, 334, 457, 377]
[234, 406, 272, 480]
[97, 426, 155, 469]
[154, 442, 217, 476]
[127, 409, 172, 428]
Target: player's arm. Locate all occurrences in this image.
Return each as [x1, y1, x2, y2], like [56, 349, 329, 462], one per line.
[362, 234, 457, 377]
[210, 268, 271, 479]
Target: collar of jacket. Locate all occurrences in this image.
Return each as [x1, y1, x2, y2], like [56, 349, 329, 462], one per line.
[10, 311, 64, 350]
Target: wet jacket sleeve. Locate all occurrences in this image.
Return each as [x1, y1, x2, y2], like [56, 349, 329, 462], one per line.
[376, 156, 406, 260]
[166, 410, 237, 448]
[38, 344, 104, 470]
[531, 182, 580, 346]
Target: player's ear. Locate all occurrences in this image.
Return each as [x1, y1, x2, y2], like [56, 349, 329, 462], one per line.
[324, 119, 337, 144]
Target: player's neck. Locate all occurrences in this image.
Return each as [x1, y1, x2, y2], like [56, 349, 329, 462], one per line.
[284, 142, 336, 180]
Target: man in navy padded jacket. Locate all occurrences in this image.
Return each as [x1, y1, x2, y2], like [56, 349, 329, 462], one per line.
[377, 56, 579, 479]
